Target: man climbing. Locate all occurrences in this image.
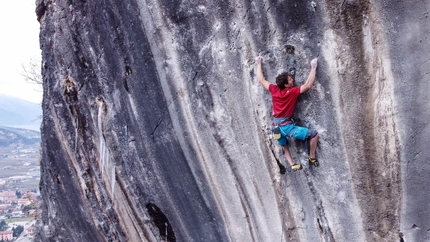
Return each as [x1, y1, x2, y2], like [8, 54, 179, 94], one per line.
[255, 56, 319, 171]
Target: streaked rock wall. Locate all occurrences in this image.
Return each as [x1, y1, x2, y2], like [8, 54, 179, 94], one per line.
[34, 0, 430, 241]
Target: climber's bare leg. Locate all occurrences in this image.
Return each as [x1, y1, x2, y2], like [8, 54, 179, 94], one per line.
[309, 133, 319, 159]
[283, 145, 295, 166]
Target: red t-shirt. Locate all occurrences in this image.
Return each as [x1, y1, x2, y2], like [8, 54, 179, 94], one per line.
[268, 84, 301, 118]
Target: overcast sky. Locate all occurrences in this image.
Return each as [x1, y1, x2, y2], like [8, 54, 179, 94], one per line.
[0, 1, 42, 103]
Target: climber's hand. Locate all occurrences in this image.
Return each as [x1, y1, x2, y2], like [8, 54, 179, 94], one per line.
[255, 56, 262, 65]
[311, 58, 318, 68]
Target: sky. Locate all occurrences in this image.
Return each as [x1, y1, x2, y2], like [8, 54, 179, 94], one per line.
[0, 1, 42, 104]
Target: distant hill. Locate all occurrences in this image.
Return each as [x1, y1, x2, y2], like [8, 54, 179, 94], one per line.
[0, 94, 41, 131]
[0, 126, 40, 146]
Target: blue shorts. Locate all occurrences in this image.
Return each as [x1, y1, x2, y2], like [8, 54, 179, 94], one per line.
[276, 124, 313, 146]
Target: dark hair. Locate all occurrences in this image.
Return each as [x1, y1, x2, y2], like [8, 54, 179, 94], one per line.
[275, 72, 290, 90]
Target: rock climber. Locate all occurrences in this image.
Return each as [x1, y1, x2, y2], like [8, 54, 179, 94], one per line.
[255, 56, 319, 171]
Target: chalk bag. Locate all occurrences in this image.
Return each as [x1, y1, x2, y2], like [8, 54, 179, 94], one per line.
[272, 125, 281, 140]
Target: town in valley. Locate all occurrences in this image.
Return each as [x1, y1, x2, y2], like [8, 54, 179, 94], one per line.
[0, 141, 40, 242]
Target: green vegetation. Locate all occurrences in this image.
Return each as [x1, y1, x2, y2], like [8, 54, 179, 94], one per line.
[0, 143, 40, 191]
[15, 190, 22, 198]
[12, 225, 24, 237]
[5, 217, 34, 223]
[0, 220, 7, 231]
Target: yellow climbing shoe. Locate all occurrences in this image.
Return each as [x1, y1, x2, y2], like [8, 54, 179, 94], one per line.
[291, 163, 302, 171]
[308, 156, 319, 167]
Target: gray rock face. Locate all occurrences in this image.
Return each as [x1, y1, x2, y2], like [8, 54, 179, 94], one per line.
[34, 0, 430, 241]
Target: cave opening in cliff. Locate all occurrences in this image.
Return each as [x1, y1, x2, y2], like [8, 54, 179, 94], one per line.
[146, 203, 176, 242]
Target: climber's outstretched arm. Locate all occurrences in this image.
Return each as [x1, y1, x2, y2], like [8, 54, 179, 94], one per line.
[255, 56, 271, 90]
[300, 58, 318, 94]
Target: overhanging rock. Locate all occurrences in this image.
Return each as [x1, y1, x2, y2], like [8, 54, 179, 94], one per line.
[34, 0, 430, 241]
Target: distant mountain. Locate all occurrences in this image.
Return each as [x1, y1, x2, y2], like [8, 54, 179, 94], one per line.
[0, 126, 40, 146]
[0, 94, 41, 131]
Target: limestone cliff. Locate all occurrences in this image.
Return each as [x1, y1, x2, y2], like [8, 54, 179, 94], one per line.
[34, 0, 430, 241]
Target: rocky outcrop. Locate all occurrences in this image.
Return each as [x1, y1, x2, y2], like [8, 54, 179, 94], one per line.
[34, 0, 430, 241]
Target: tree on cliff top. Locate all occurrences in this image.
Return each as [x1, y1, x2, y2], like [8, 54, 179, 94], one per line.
[20, 57, 42, 87]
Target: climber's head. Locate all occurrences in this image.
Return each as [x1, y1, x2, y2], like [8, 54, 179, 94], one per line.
[276, 72, 294, 89]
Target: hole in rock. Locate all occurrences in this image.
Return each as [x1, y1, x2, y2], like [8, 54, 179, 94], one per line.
[277, 150, 286, 174]
[125, 65, 133, 75]
[36, 2, 46, 22]
[278, 163, 286, 174]
[286, 45, 295, 54]
[399, 232, 404, 242]
[80, 57, 88, 68]
[317, 218, 323, 232]
[123, 66, 132, 92]
[54, 174, 62, 184]
[146, 203, 176, 242]
[64, 77, 78, 104]
[123, 77, 129, 92]
[289, 67, 296, 80]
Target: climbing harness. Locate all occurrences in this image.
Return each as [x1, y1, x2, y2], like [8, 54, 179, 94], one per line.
[273, 117, 294, 126]
[272, 117, 294, 140]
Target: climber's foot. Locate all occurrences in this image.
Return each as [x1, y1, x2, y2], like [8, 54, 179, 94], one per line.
[291, 163, 302, 171]
[308, 156, 319, 167]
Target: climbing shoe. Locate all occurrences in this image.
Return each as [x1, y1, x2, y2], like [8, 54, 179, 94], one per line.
[308, 156, 319, 167]
[291, 163, 302, 171]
